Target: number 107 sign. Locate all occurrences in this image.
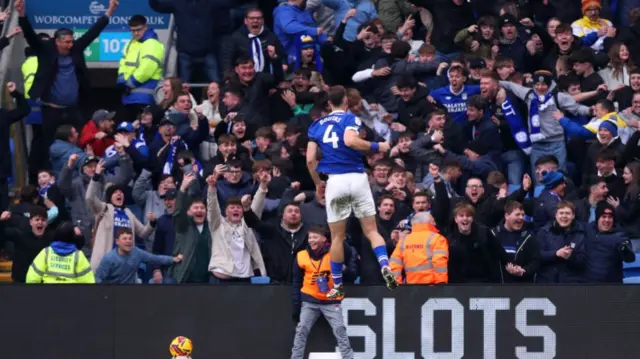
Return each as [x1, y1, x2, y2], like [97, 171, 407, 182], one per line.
[74, 30, 131, 62]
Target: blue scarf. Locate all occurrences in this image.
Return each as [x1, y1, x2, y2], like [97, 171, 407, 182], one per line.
[39, 183, 52, 198]
[162, 139, 203, 177]
[528, 92, 553, 143]
[113, 208, 132, 247]
[501, 98, 531, 154]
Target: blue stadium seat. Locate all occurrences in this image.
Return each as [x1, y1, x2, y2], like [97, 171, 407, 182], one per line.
[623, 276, 640, 284]
[251, 276, 271, 284]
[623, 258, 640, 279]
[354, 277, 360, 285]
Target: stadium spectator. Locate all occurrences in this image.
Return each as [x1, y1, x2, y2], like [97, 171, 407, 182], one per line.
[205, 171, 266, 284]
[390, 212, 448, 284]
[49, 125, 87, 178]
[26, 221, 95, 284]
[584, 201, 635, 282]
[78, 110, 116, 157]
[0, 82, 30, 211]
[291, 226, 354, 359]
[150, 188, 178, 284]
[115, 14, 165, 123]
[609, 162, 640, 235]
[15, 0, 118, 172]
[149, 0, 229, 83]
[95, 228, 182, 284]
[445, 203, 507, 283]
[492, 201, 540, 283]
[534, 169, 568, 229]
[86, 159, 154, 270]
[536, 200, 587, 283]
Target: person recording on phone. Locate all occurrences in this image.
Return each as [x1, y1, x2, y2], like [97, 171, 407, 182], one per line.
[214, 159, 254, 212]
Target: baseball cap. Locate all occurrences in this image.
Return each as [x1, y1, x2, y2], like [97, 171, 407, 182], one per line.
[92, 109, 116, 123]
[500, 14, 518, 27]
[116, 122, 135, 133]
[160, 188, 177, 199]
[82, 156, 100, 167]
[469, 58, 486, 70]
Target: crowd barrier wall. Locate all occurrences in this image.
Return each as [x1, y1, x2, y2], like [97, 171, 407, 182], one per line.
[2, 285, 640, 358]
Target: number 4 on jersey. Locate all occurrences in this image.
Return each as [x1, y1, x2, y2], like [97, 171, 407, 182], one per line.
[323, 125, 339, 149]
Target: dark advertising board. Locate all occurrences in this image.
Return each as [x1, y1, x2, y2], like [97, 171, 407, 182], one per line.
[1, 285, 640, 358]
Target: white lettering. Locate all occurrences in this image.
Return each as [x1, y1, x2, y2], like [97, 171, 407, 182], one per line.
[382, 298, 414, 358]
[501, 102, 516, 116]
[470, 298, 510, 359]
[421, 298, 464, 359]
[515, 298, 556, 359]
[341, 298, 376, 359]
[32, 15, 166, 26]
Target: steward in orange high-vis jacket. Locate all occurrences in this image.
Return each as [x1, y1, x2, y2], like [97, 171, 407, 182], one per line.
[390, 212, 448, 284]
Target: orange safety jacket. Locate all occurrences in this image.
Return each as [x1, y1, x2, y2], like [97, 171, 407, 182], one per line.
[390, 223, 449, 284]
[297, 249, 343, 301]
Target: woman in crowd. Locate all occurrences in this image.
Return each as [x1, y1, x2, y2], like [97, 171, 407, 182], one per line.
[608, 161, 640, 235]
[599, 42, 634, 88]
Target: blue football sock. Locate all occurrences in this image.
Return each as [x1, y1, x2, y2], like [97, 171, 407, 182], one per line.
[330, 260, 343, 287]
[373, 245, 390, 268]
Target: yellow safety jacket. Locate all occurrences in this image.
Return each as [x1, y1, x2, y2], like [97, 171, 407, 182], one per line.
[117, 28, 164, 105]
[26, 245, 95, 284]
[22, 56, 37, 99]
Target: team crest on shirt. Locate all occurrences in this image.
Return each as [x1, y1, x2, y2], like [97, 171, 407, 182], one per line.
[462, 93, 467, 100]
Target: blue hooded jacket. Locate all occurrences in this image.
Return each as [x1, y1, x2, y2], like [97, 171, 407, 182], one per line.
[49, 140, 88, 178]
[273, 3, 328, 63]
[50, 241, 78, 256]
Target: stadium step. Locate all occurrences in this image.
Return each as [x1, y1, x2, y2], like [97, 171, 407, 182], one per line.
[0, 260, 12, 283]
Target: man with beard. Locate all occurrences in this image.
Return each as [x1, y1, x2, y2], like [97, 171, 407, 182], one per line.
[244, 183, 309, 284]
[445, 203, 507, 283]
[491, 201, 540, 283]
[221, 8, 284, 74]
[584, 201, 636, 283]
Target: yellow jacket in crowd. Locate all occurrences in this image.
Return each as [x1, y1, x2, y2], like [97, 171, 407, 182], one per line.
[26, 242, 95, 284]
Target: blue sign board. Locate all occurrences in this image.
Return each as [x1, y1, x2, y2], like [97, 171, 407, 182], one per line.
[25, 0, 170, 31]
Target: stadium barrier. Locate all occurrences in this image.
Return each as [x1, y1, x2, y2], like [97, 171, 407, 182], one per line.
[2, 285, 640, 358]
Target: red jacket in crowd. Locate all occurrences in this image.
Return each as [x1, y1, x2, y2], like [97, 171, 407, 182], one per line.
[79, 120, 114, 157]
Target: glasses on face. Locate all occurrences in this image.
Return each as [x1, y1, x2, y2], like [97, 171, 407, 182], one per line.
[466, 184, 482, 190]
[246, 16, 263, 21]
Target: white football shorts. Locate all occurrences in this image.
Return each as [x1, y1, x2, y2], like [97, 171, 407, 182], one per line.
[325, 172, 376, 223]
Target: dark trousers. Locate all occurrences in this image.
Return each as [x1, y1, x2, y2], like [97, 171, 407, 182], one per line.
[0, 176, 9, 212]
[208, 274, 251, 284]
[29, 105, 84, 174]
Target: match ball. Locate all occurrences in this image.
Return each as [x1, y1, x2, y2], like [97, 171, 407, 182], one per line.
[169, 336, 193, 357]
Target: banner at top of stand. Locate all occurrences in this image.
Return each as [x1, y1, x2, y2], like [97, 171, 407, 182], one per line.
[25, 0, 171, 31]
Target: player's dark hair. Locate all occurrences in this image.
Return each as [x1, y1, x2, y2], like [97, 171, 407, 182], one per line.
[328, 86, 347, 107]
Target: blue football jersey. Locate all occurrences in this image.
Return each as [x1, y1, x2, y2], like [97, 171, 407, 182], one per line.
[308, 111, 365, 175]
[430, 85, 481, 124]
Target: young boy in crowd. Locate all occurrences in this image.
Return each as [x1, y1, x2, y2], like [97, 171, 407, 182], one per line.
[94, 228, 182, 284]
[291, 226, 354, 359]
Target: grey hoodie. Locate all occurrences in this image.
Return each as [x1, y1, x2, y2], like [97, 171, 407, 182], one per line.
[500, 81, 591, 142]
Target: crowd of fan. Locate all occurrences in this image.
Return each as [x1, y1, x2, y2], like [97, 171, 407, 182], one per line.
[2, 0, 640, 285]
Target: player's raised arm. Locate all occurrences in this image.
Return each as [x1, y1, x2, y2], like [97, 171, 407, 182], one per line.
[306, 140, 323, 187]
[344, 129, 390, 153]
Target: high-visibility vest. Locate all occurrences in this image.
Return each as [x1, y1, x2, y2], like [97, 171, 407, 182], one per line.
[390, 223, 449, 284]
[297, 249, 342, 301]
[117, 29, 164, 105]
[22, 56, 38, 99]
[26, 247, 95, 284]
